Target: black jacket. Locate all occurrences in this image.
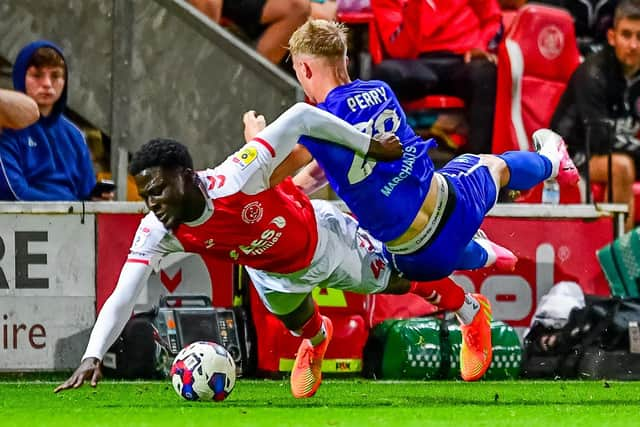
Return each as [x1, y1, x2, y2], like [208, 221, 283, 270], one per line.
[537, 0, 617, 53]
[551, 46, 640, 166]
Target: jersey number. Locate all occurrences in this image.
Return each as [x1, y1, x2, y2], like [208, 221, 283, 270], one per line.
[347, 109, 401, 184]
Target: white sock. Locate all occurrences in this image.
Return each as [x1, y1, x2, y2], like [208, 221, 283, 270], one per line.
[475, 238, 497, 267]
[535, 129, 561, 178]
[455, 294, 480, 325]
[309, 321, 327, 346]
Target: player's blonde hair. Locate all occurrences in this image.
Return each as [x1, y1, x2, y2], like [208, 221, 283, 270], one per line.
[288, 19, 348, 59]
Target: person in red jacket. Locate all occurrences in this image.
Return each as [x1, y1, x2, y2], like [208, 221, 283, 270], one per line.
[370, 0, 503, 154]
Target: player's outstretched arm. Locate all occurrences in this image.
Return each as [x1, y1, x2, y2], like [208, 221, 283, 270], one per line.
[53, 261, 152, 393]
[254, 103, 402, 162]
[54, 357, 102, 393]
[0, 88, 39, 130]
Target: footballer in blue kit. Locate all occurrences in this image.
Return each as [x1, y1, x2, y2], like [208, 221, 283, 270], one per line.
[300, 79, 436, 244]
[243, 19, 579, 383]
[301, 79, 503, 280]
[302, 80, 512, 279]
[279, 20, 579, 282]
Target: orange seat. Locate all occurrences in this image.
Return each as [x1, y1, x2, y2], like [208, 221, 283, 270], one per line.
[491, 4, 581, 203]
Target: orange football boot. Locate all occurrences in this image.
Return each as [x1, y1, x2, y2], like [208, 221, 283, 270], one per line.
[290, 316, 333, 398]
[460, 294, 493, 381]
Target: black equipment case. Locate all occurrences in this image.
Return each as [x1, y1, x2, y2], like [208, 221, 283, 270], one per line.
[103, 295, 254, 378]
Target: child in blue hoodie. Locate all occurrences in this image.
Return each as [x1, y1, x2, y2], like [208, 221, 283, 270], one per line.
[0, 40, 108, 201]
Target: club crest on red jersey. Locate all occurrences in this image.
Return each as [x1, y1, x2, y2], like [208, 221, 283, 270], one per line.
[242, 201, 263, 224]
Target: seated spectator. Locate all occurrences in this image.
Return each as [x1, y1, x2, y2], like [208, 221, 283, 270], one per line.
[0, 88, 39, 130]
[369, 0, 502, 154]
[536, 0, 618, 55]
[0, 40, 112, 201]
[187, 0, 311, 64]
[551, 0, 640, 231]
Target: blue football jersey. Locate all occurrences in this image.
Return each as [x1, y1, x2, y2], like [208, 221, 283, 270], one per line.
[299, 80, 436, 242]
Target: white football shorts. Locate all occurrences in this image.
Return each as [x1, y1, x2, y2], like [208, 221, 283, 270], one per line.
[246, 199, 392, 315]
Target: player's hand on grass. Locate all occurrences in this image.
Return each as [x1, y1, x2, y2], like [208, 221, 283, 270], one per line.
[54, 357, 102, 393]
[367, 132, 403, 161]
[243, 110, 267, 142]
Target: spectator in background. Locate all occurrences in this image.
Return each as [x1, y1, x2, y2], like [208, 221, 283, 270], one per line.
[537, 0, 618, 55]
[551, 0, 640, 231]
[187, 0, 310, 64]
[0, 40, 112, 201]
[0, 88, 39, 131]
[369, 0, 502, 154]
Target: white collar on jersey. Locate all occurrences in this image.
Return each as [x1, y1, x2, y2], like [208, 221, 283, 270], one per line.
[183, 174, 214, 227]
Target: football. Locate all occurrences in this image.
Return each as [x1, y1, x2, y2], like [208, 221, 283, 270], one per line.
[170, 341, 236, 402]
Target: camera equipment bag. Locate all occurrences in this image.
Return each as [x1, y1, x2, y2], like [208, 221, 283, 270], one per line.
[522, 295, 640, 379]
[103, 295, 254, 379]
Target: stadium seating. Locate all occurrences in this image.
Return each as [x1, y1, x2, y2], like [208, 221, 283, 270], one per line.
[491, 4, 581, 203]
[337, 9, 467, 149]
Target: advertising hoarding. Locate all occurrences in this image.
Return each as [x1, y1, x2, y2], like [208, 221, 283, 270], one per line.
[0, 214, 95, 370]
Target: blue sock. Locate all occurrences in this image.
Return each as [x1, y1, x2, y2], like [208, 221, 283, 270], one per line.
[498, 151, 553, 190]
[456, 240, 488, 270]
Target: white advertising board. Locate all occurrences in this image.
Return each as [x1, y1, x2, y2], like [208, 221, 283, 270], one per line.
[0, 214, 96, 370]
[136, 253, 213, 309]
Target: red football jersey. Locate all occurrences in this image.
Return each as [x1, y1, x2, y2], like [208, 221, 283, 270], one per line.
[176, 175, 317, 274]
[127, 141, 318, 274]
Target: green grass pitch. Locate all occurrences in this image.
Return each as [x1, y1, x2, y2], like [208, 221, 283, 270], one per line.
[1, 378, 640, 427]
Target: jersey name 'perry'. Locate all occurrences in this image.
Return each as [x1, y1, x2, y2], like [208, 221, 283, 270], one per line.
[346, 86, 388, 112]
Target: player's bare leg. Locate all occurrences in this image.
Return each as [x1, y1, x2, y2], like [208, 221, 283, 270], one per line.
[258, 0, 310, 64]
